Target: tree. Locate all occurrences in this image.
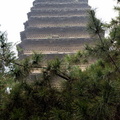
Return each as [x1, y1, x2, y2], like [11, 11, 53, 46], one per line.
[0, 6, 120, 120]
[87, 9, 120, 72]
[0, 31, 16, 73]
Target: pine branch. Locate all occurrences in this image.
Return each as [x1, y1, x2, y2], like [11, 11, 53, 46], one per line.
[88, 10, 120, 72]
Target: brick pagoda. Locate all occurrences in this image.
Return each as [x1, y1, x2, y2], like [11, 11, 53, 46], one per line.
[18, 0, 93, 59]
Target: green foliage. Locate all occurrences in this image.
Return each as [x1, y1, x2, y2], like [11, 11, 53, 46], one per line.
[0, 31, 16, 73]
[31, 52, 43, 67]
[0, 6, 120, 120]
[86, 9, 120, 72]
[64, 51, 88, 65]
[47, 58, 61, 72]
[87, 10, 104, 37]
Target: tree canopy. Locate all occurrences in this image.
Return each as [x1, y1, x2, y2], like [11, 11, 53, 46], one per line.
[0, 6, 120, 120]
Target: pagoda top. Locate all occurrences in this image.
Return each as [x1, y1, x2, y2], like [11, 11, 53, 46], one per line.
[35, 0, 88, 3]
[18, 0, 91, 59]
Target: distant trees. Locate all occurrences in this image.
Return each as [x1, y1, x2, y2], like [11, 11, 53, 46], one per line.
[0, 31, 16, 73]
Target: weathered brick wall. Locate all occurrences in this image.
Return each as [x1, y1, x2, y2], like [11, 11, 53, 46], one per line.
[28, 9, 88, 18]
[34, 3, 89, 9]
[22, 38, 93, 48]
[26, 26, 89, 39]
[32, 5, 89, 11]
[28, 23, 86, 28]
[20, 31, 26, 41]
[35, 0, 88, 3]
[35, 0, 77, 3]
[27, 16, 88, 28]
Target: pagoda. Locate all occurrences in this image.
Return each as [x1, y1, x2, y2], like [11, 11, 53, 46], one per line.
[18, 0, 93, 59]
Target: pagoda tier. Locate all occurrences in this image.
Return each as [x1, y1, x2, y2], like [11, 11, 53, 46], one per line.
[34, 0, 88, 3]
[18, 0, 92, 59]
[21, 26, 89, 40]
[31, 3, 89, 10]
[24, 16, 88, 28]
[18, 37, 95, 58]
[27, 9, 88, 18]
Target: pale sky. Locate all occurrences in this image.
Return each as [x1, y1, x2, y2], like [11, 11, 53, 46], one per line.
[0, 0, 119, 44]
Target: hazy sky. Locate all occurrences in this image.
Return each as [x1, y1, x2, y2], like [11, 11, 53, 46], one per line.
[0, 0, 119, 44]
